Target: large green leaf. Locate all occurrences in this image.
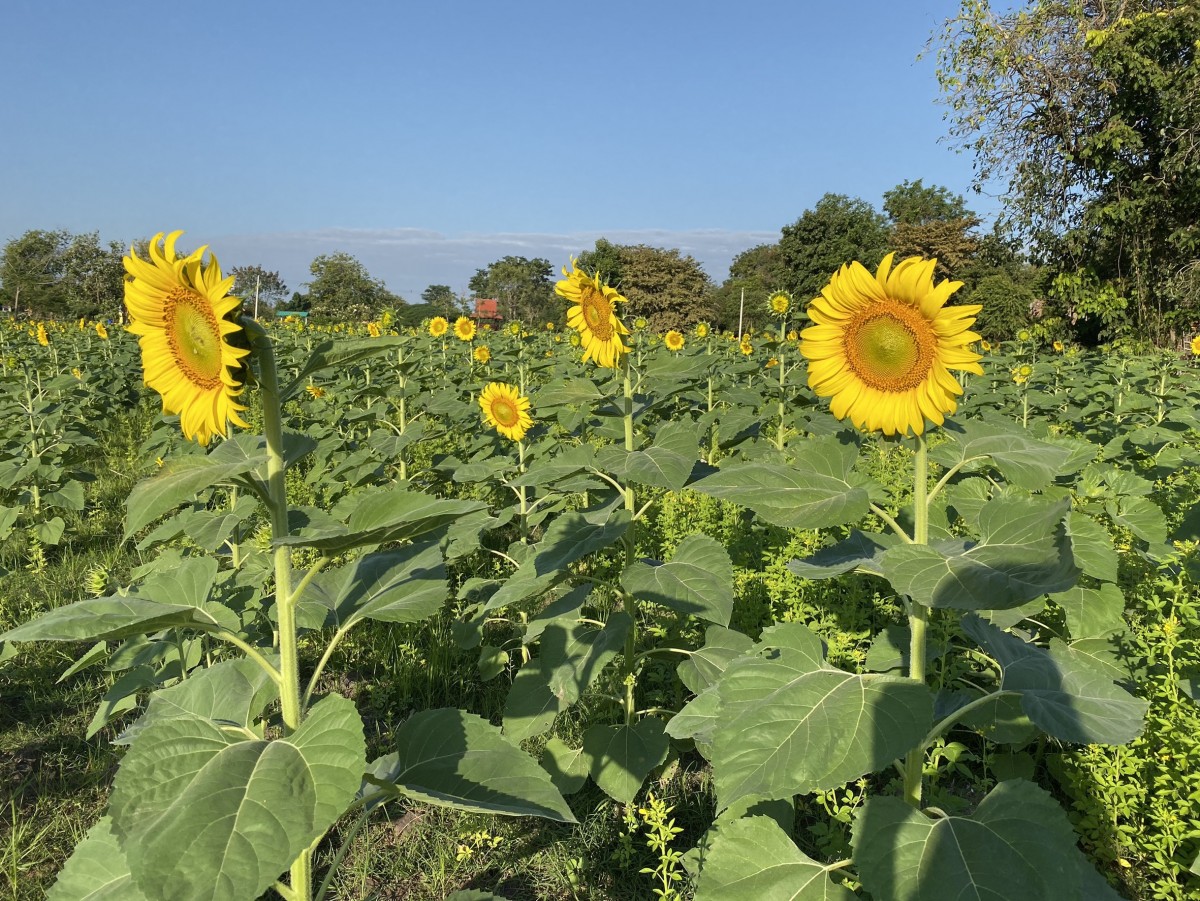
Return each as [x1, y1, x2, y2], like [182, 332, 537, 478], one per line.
[0, 597, 222, 644]
[368, 708, 575, 822]
[48, 816, 147, 901]
[961, 615, 1146, 745]
[691, 459, 869, 530]
[881, 496, 1077, 609]
[1066, 511, 1119, 583]
[621, 534, 734, 626]
[281, 336, 409, 401]
[484, 506, 630, 612]
[583, 719, 670, 805]
[124, 434, 264, 537]
[596, 420, 700, 491]
[694, 815, 854, 901]
[1105, 495, 1168, 545]
[117, 657, 279, 746]
[276, 486, 486, 552]
[1051, 583, 1126, 640]
[933, 419, 1082, 489]
[503, 613, 631, 743]
[108, 694, 365, 901]
[788, 531, 898, 580]
[853, 780, 1120, 901]
[304, 539, 447, 627]
[677, 625, 755, 694]
[706, 623, 932, 809]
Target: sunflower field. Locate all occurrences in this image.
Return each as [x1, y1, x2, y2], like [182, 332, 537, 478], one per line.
[1, 236, 1199, 901]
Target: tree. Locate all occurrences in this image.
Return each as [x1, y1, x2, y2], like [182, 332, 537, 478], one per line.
[574, 238, 625, 288]
[603, 244, 714, 332]
[711, 243, 791, 331]
[60, 232, 125, 320]
[304, 252, 399, 321]
[468, 256, 556, 325]
[934, 1, 1200, 340]
[778, 194, 890, 301]
[230, 265, 288, 318]
[883, 179, 972, 226]
[420, 284, 460, 317]
[0, 229, 71, 315]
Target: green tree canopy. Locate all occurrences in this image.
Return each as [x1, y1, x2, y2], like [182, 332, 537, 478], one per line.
[420, 284, 460, 317]
[711, 243, 791, 332]
[230, 266, 288, 319]
[1, 229, 126, 319]
[304, 252, 400, 321]
[468, 256, 555, 325]
[778, 193, 890, 301]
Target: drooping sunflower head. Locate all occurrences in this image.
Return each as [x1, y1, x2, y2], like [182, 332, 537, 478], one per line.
[554, 259, 631, 369]
[799, 253, 983, 438]
[429, 316, 449, 338]
[768, 290, 792, 317]
[454, 316, 476, 342]
[36, 323, 49, 347]
[123, 231, 250, 446]
[664, 330, 685, 352]
[479, 381, 533, 442]
[474, 344, 491, 364]
[95, 321, 109, 340]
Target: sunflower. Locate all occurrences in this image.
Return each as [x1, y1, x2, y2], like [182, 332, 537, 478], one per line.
[554, 259, 631, 369]
[1191, 335, 1200, 355]
[36, 324, 49, 347]
[1053, 340, 1064, 353]
[367, 321, 381, 337]
[1017, 329, 1031, 341]
[980, 339, 992, 352]
[739, 334, 753, 355]
[664, 330, 684, 352]
[799, 253, 983, 437]
[768, 290, 792, 317]
[305, 384, 326, 399]
[429, 316, 449, 338]
[454, 316, 476, 341]
[695, 322, 710, 338]
[95, 321, 109, 340]
[546, 321, 555, 331]
[124, 231, 250, 446]
[480, 382, 533, 441]
[474, 344, 491, 364]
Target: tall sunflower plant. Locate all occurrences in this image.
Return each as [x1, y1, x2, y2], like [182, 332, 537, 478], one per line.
[0, 233, 577, 901]
[675, 254, 1151, 898]
[444, 259, 734, 809]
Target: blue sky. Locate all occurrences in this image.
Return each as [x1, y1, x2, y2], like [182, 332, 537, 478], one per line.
[0, 0, 993, 301]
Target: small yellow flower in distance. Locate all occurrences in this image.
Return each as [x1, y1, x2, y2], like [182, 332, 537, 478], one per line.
[429, 316, 449, 338]
[380, 310, 394, 328]
[1017, 329, 1031, 341]
[1191, 334, 1200, 355]
[569, 333, 581, 347]
[1053, 340, 1064, 352]
[36, 324, 49, 346]
[71, 367, 83, 379]
[739, 335, 753, 355]
[695, 322, 710, 338]
[664, 330, 684, 352]
[95, 321, 109, 340]
[454, 316, 476, 341]
[474, 344, 491, 364]
[305, 384, 326, 399]
[768, 290, 791, 316]
[766, 357, 779, 368]
[78, 317, 86, 330]
[545, 321, 555, 331]
[508, 321, 522, 336]
[787, 330, 798, 341]
[367, 321, 381, 337]
[981, 339, 992, 351]
[634, 316, 648, 331]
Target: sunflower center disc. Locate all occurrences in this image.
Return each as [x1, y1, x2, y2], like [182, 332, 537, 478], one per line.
[491, 397, 519, 428]
[165, 288, 224, 389]
[579, 286, 614, 340]
[844, 300, 936, 392]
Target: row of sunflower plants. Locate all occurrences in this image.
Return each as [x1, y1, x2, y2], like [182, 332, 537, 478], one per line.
[0, 233, 1197, 899]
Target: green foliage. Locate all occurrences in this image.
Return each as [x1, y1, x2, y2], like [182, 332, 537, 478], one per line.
[576, 241, 715, 332]
[778, 193, 890, 300]
[0, 230, 125, 319]
[229, 265, 288, 318]
[304, 251, 400, 321]
[467, 256, 555, 325]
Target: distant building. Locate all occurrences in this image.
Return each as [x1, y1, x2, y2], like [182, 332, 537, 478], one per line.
[473, 298, 502, 324]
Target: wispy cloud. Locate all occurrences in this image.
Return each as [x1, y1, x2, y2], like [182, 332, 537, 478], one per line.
[212, 227, 778, 302]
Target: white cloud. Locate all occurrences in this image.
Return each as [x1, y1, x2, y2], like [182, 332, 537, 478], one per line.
[211, 226, 778, 302]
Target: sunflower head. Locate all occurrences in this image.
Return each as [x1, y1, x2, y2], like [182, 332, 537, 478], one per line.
[545, 321, 555, 331]
[555, 259, 631, 369]
[695, 322, 710, 338]
[768, 290, 792, 317]
[508, 321, 522, 336]
[123, 231, 250, 445]
[305, 384, 326, 399]
[479, 381, 533, 441]
[664, 330, 684, 352]
[1017, 329, 1031, 341]
[1191, 334, 1200, 356]
[367, 321, 382, 338]
[799, 253, 983, 437]
[36, 324, 49, 347]
[474, 344, 491, 364]
[95, 321, 109, 340]
[1053, 340, 1064, 353]
[429, 316, 449, 338]
[454, 316, 476, 342]
[739, 335, 753, 356]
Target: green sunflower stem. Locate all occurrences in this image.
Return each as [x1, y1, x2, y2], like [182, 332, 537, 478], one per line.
[775, 320, 787, 450]
[903, 433, 930, 809]
[621, 356, 638, 725]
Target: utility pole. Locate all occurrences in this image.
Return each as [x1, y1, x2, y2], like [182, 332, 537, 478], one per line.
[253, 274, 261, 320]
[737, 288, 745, 339]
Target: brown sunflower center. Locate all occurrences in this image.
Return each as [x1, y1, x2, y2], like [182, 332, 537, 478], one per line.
[164, 287, 224, 389]
[490, 396, 519, 428]
[843, 299, 937, 392]
[579, 285, 614, 340]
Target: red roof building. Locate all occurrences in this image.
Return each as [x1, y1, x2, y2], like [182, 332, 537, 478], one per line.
[473, 298, 502, 322]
